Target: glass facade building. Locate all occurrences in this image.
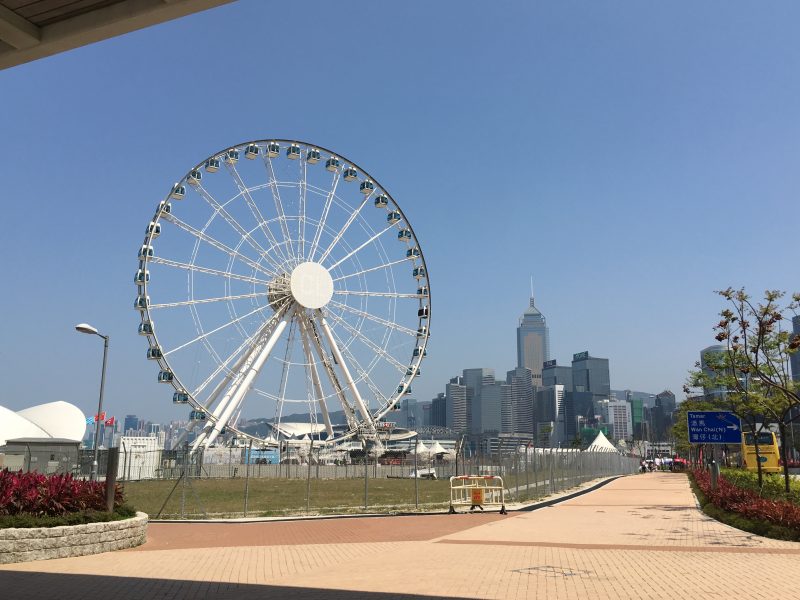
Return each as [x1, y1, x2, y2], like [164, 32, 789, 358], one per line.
[516, 296, 550, 386]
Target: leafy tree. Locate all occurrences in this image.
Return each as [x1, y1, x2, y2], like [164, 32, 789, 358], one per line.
[689, 289, 800, 491]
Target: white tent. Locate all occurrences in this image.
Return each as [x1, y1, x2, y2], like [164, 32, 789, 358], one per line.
[428, 440, 448, 455]
[586, 431, 618, 453]
[411, 440, 429, 454]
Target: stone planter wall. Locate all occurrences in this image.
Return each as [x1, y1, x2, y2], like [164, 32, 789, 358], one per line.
[0, 512, 148, 564]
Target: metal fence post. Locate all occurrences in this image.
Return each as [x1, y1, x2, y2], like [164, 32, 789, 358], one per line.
[244, 440, 252, 517]
[414, 437, 419, 509]
[306, 438, 314, 514]
[364, 443, 369, 510]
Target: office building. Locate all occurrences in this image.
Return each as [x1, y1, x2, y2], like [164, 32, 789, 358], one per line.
[505, 367, 534, 435]
[476, 381, 507, 433]
[463, 368, 495, 434]
[535, 384, 565, 446]
[571, 351, 611, 399]
[516, 295, 550, 386]
[445, 376, 468, 432]
[123, 415, 139, 435]
[700, 344, 727, 399]
[598, 399, 632, 442]
[431, 393, 447, 427]
[542, 360, 573, 392]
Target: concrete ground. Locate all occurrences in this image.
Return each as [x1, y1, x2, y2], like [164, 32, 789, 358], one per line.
[2, 472, 799, 599]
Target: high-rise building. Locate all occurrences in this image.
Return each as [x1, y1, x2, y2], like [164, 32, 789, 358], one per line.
[542, 360, 573, 391]
[700, 344, 727, 399]
[463, 368, 495, 434]
[476, 381, 507, 433]
[505, 367, 534, 435]
[431, 393, 447, 427]
[791, 316, 800, 382]
[123, 415, 139, 435]
[516, 294, 550, 386]
[571, 351, 610, 399]
[445, 376, 468, 432]
[598, 399, 632, 442]
[535, 384, 565, 446]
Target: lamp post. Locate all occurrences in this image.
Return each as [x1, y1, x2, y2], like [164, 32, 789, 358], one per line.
[75, 323, 109, 481]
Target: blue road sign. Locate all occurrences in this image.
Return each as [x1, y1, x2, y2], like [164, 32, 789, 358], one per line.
[687, 411, 742, 444]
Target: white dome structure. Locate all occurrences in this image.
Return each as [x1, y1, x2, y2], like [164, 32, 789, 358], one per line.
[0, 401, 87, 446]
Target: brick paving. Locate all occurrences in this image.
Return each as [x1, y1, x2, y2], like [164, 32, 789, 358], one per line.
[1, 472, 799, 599]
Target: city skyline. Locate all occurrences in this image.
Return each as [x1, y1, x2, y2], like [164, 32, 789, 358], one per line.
[1, 2, 797, 424]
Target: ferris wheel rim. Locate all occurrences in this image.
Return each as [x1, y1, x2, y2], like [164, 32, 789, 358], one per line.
[136, 138, 431, 446]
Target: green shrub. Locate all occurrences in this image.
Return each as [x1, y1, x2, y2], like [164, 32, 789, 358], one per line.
[720, 468, 800, 504]
[0, 505, 136, 529]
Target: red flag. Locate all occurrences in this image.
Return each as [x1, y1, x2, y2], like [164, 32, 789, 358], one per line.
[104, 416, 115, 426]
[95, 411, 106, 422]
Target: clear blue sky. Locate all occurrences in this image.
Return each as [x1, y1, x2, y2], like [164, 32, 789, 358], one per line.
[1, 1, 797, 423]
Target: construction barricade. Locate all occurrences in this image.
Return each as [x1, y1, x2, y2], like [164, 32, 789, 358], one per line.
[449, 475, 507, 514]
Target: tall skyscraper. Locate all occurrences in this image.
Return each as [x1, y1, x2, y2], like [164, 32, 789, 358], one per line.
[431, 393, 447, 427]
[445, 376, 468, 432]
[517, 293, 550, 386]
[791, 316, 800, 382]
[463, 368, 496, 434]
[700, 344, 727, 399]
[123, 415, 139, 435]
[505, 367, 534, 434]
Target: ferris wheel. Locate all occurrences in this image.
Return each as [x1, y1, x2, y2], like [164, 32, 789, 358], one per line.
[134, 140, 430, 450]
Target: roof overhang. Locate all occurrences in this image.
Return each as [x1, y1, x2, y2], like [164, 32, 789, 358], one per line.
[0, 0, 235, 71]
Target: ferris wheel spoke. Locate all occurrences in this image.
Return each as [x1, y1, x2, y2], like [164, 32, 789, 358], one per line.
[164, 303, 272, 357]
[149, 256, 271, 286]
[317, 196, 369, 263]
[332, 258, 408, 283]
[262, 156, 297, 263]
[328, 299, 418, 337]
[150, 291, 268, 310]
[193, 182, 284, 273]
[225, 162, 293, 267]
[329, 325, 389, 405]
[192, 305, 289, 400]
[315, 310, 377, 434]
[162, 214, 278, 279]
[200, 306, 293, 449]
[326, 223, 396, 271]
[308, 170, 340, 262]
[334, 289, 423, 299]
[298, 317, 334, 437]
[323, 308, 407, 374]
[303, 312, 359, 430]
[298, 156, 307, 262]
[274, 314, 299, 427]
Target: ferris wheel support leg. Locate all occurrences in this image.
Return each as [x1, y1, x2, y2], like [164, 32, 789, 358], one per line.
[317, 311, 378, 438]
[305, 315, 358, 429]
[299, 317, 335, 438]
[203, 310, 292, 449]
[191, 320, 279, 452]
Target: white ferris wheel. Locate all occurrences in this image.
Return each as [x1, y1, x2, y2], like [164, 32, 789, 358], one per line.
[134, 140, 430, 450]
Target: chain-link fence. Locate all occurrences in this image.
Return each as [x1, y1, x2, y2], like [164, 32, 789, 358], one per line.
[95, 445, 640, 519]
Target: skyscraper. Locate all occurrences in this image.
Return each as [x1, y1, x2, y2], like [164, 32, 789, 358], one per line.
[700, 344, 727, 399]
[445, 376, 468, 432]
[571, 351, 610, 399]
[542, 360, 573, 391]
[517, 294, 550, 386]
[505, 367, 534, 434]
[463, 368, 496, 434]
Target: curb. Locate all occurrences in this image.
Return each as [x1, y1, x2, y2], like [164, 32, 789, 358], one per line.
[514, 475, 624, 512]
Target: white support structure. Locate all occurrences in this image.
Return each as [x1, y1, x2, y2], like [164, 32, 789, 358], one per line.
[304, 314, 358, 430]
[194, 308, 291, 450]
[317, 310, 378, 439]
[298, 316, 334, 438]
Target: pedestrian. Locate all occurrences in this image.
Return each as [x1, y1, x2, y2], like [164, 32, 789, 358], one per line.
[654, 456, 662, 471]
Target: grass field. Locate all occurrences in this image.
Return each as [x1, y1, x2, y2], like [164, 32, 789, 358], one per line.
[122, 477, 452, 518]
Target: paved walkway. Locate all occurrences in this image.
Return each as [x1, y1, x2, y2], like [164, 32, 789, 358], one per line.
[2, 473, 800, 599]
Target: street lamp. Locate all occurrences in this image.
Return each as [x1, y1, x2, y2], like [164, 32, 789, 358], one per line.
[75, 323, 109, 481]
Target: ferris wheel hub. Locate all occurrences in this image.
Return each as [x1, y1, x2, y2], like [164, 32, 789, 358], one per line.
[290, 261, 334, 309]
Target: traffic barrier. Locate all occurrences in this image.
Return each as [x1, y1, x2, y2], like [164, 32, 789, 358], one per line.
[449, 475, 507, 514]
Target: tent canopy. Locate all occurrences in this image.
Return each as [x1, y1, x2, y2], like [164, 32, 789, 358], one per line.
[586, 431, 618, 453]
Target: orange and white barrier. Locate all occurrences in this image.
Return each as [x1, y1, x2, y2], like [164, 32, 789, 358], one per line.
[449, 475, 507, 514]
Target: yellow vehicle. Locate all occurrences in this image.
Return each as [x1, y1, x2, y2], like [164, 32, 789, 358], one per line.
[741, 431, 782, 474]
